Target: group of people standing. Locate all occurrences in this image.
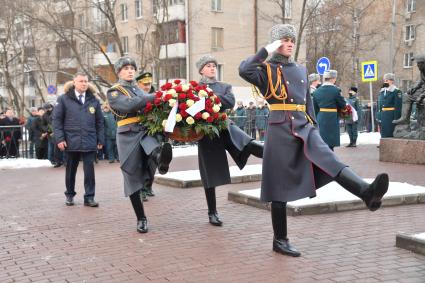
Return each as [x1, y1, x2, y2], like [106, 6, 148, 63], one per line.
[232, 100, 270, 141]
[48, 23, 391, 258]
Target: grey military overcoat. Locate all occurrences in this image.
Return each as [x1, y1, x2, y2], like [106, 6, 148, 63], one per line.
[198, 81, 253, 188]
[107, 83, 159, 197]
[239, 48, 347, 202]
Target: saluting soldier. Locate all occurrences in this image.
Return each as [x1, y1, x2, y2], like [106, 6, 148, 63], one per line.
[135, 71, 157, 201]
[239, 24, 390, 257]
[195, 55, 263, 226]
[308, 73, 321, 95]
[377, 73, 402, 138]
[107, 57, 172, 234]
[312, 70, 347, 151]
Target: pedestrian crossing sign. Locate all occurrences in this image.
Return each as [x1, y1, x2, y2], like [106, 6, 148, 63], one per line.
[361, 60, 378, 82]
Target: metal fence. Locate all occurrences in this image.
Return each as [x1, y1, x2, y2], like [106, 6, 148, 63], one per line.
[0, 125, 30, 159]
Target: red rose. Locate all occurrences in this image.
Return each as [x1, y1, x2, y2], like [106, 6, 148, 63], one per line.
[190, 81, 198, 87]
[207, 116, 214, 123]
[221, 113, 227, 120]
[180, 109, 189, 117]
[175, 85, 183, 93]
[205, 99, 212, 107]
[178, 102, 188, 110]
[214, 97, 221, 104]
[213, 113, 219, 119]
[164, 94, 173, 101]
[187, 92, 195, 99]
[144, 102, 153, 113]
[155, 91, 163, 98]
[195, 86, 202, 92]
[154, 98, 161, 105]
[161, 82, 172, 91]
[193, 96, 200, 101]
[194, 112, 202, 120]
[174, 79, 181, 84]
[178, 93, 187, 100]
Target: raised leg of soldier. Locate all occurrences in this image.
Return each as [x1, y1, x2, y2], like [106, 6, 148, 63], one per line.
[130, 191, 148, 233]
[335, 167, 389, 211]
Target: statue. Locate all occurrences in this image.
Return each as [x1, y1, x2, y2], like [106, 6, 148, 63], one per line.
[393, 54, 425, 140]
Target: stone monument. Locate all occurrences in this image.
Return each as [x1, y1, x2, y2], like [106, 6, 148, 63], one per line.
[379, 54, 425, 165]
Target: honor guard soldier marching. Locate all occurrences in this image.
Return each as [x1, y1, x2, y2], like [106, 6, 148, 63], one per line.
[240, 23, 390, 257]
[107, 57, 172, 234]
[135, 71, 158, 201]
[312, 69, 347, 151]
[377, 73, 402, 138]
[195, 54, 264, 226]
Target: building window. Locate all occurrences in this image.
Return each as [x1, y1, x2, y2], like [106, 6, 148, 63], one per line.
[121, 36, 129, 54]
[404, 52, 414, 68]
[405, 25, 415, 41]
[401, 79, 413, 92]
[78, 14, 85, 28]
[121, 4, 128, 21]
[407, 0, 416, 12]
[284, 0, 292, 18]
[211, 0, 222, 12]
[135, 0, 143, 18]
[211, 27, 223, 49]
[217, 64, 223, 81]
[152, 0, 158, 14]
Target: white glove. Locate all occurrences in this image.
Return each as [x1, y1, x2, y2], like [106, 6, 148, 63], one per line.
[265, 40, 282, 54]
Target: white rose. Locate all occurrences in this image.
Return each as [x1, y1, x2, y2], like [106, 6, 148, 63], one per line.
[175, 113, 182, 122]
[167, 89, 177, 96]
[212, 105, 221, 113]
[186, 99, 195, 107]
[202, 112, 210, 120]
[186, 117, 195, 125]
[168, 99, 177, 107]
[198, 90, 208, 97]
[162, 120, 168, 128]
[182, 84, 190, 92]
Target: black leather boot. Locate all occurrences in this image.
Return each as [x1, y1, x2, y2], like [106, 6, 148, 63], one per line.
[245, 140, 263, 158]
[271, 202, 300, 257]
[204, 187, 222, 226]
[137, 218, 148, 233]
[335, 167, 389, 211]
[153, 142, 173, 175]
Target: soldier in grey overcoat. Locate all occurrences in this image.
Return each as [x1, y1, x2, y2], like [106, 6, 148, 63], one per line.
[239, 24, 390, 257]
[196, 55, 264, 226]
[107, 57, 172, 234]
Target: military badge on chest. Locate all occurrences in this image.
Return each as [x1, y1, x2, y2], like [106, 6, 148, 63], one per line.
[89, 106, 96, 114]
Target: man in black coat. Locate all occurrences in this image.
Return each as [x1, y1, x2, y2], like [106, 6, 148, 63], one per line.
[31, 107, 49, 159]
[53, 73, 104, 207]
[0, 108, 22, 158]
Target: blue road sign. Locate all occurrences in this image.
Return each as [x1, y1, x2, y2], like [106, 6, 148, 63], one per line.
[316, 57, 331, 75]
[47, 85, 57, 95]
[361, 61, 378, 82]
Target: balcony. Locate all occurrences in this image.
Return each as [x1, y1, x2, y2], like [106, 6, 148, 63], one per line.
[92, 52, 120, 66]
[159, 43, 186, 59]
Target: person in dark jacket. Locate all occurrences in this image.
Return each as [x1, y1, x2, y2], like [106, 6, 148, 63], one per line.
[246, 101, 257, 138]
[0, 109, 22, 158]
[53, 73, 104, 207]
[255, 101, 269, 141]
[25, 107, 38, 158]
[234, 101, 246, 131]
[102, 104, 118, 163]
[31, 107, 49, 159]
[107, 57, 172, 234]
[313, 70, 347, 151]
[239, 23, 389, 257]
[196, 55, 263, 226]
[346, 86, 361, 147]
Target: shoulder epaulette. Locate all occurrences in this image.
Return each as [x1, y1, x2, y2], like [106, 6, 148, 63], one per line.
[110, 83, 131, 97]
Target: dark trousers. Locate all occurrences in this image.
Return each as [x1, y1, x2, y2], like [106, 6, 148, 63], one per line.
[346, 122, 358, 143]
[105, 138, 118, 161]
[65, 151, 96, 201]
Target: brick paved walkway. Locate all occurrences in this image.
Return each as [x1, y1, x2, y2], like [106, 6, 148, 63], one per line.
[1, 144, 424, 282]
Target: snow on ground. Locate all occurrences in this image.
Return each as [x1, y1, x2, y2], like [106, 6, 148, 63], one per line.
[340, 131, 381, 145]
[0, 158, 52, 170]
[413, 232, 425, 241]
[239, 180, 425, 206]
[156, 164, 262, 180]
